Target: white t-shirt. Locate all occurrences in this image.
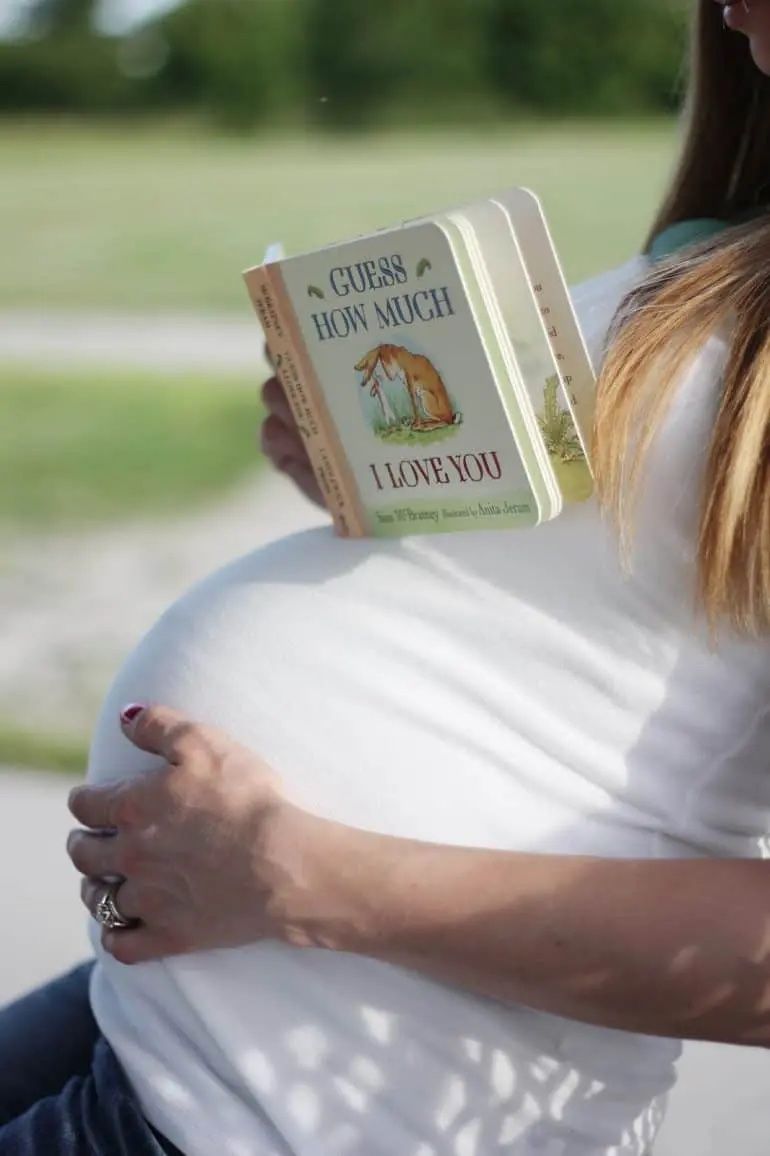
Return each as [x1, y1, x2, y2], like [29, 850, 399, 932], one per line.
[86, 259, 770, 1156]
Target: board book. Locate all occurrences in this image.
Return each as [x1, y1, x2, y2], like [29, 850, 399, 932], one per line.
[244, 188, 595, 538]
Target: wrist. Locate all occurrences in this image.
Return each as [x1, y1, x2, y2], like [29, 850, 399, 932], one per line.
[264, 804, 403, 952]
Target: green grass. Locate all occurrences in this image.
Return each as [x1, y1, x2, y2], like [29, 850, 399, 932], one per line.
[0, 365, 262, 528]
[0, 118, 678, 312]
[0, 725, 88, 776]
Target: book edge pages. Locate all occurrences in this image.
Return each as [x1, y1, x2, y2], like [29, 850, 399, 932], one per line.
[458, 199, 592, 506]
[492, 189, 596, 460]
[403, 218, 544, 531]
[445, 209, 563, 521]
[420, 216, 541, 527]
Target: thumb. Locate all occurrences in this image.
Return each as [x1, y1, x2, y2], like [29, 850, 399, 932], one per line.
[119, 703, 197, 762]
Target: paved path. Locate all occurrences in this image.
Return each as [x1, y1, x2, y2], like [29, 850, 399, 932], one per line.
[0, 769, 90, 999]
[0, 309, 267, 373]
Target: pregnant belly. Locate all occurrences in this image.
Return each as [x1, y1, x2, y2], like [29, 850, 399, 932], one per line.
[86, 527, 680, 1156]
[88, 527, 660, 854]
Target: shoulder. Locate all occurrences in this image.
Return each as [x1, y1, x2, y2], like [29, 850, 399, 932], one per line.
[569, 256, 650, 372]
[571, 258, 729, 482]
[569, 256, 730, 378]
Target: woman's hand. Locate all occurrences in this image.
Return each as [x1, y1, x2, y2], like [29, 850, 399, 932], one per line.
[65, 706, 770, 1044]
[66, 704, 345, 965]
[260, 373, 326, 508]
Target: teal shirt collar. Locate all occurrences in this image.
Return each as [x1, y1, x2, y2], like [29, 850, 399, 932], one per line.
[649, 205, 770, 261]
[648, 218, 727, 261]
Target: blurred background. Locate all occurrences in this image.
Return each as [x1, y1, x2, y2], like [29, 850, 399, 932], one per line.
[1, 0, 690, 769]
[1, 6, 767, 1151]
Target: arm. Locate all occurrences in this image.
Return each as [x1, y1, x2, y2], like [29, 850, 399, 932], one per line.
[307, 823, 770, 1048]
[67, 706, 770, 1048]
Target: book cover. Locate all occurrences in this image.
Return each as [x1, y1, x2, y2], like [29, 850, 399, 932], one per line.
[259, 221, 550, 536]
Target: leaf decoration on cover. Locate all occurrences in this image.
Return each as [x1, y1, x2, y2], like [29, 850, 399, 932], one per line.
[537, 377, 583, 463]
[307, 285, 325, 299]
[416, 258, 432, 278]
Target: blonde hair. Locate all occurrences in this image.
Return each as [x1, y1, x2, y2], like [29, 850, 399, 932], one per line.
[594, 0, 770, 634]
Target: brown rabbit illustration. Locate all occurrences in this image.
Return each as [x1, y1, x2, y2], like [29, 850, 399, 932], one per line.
[355, 344, 456, 431]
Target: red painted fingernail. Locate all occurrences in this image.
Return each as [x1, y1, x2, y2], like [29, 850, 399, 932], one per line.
[120, 703, 146, 725]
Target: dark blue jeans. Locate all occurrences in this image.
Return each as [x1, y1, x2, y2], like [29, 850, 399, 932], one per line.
[0, 963, 183, 1155]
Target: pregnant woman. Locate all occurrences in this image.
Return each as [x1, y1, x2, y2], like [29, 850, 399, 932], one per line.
[3, 1, 770, 1152]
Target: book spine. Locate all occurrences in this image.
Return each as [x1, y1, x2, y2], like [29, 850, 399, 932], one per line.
[244, 265, 368, 538]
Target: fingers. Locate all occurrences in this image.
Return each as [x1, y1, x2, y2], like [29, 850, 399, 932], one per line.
[110, 877, 144, 921]
[261, 375, 293, 427]
[81, 876, 143, 923]
[282, 459, 325, 508]
[86, 878, 180, 965]
[80, 878, 169, 965]
[120, 703, 206, 763]
[259, 375, 327, 509]
[260, 376, 313, 474]
[101, 926, 172, 967]
[260, 412, 306, 470]
[68, 829, 125, 877]
[81, 876, 103, 916]
[260, 414, 325, 507]
[68, 782, 128, 830]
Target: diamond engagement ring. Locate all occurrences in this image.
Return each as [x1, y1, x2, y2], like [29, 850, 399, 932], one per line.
[94, 881, 136, 931]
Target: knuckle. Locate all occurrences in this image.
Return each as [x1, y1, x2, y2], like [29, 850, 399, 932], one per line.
[68, 787, 97, 827]
[67, 787, 84, 820]
[170, 718, 203, 755]
[135, 704, 162, 741]
[199, 723, 226, 756]
[68, 834, 90, 874]
[168, 754, 207, 796]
